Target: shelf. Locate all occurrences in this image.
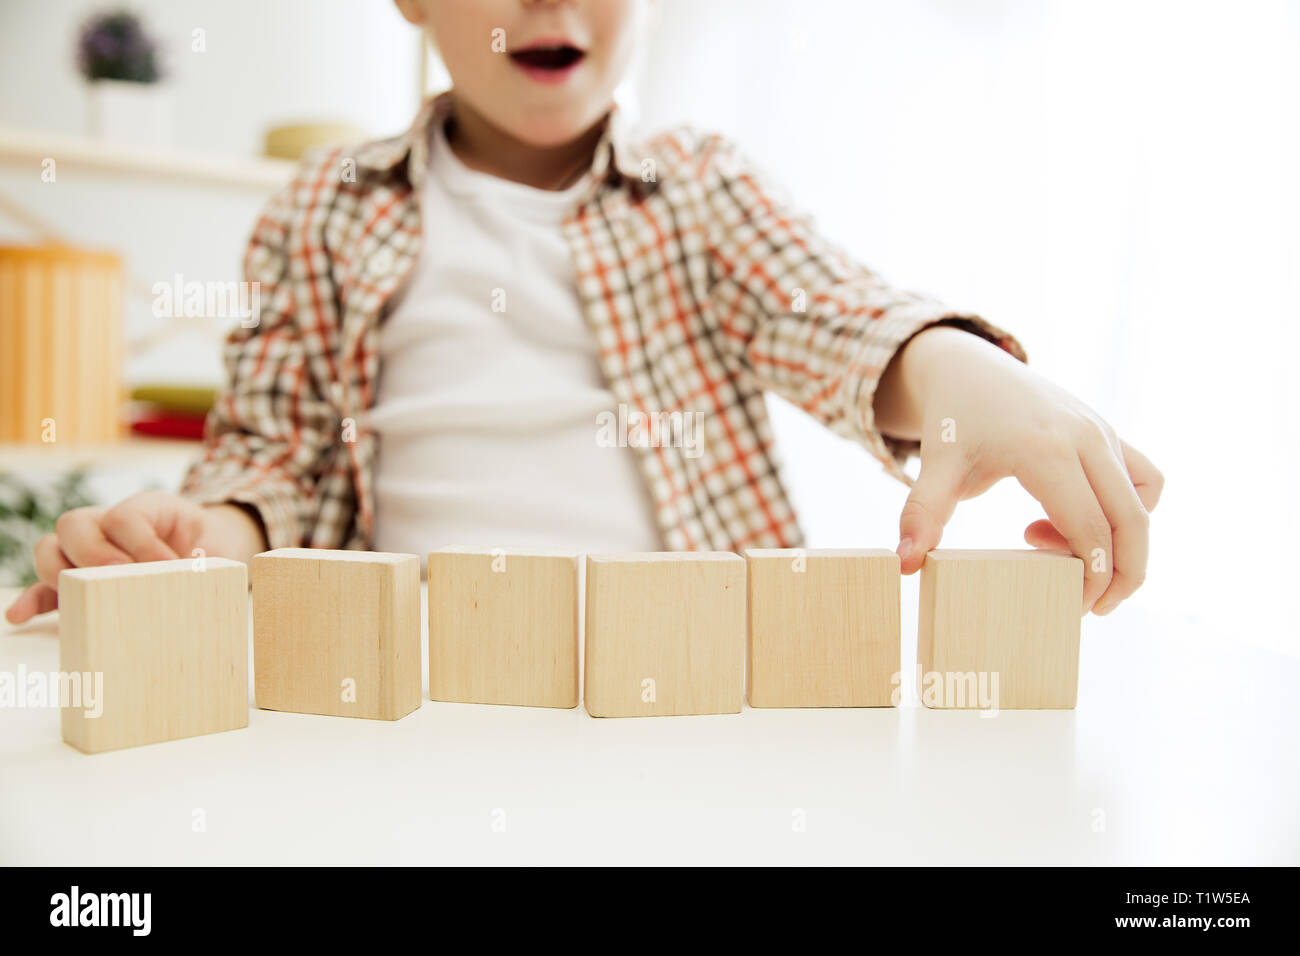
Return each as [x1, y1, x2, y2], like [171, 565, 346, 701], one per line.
[0, 437, 201, 472]
[0, 124, 296, 191]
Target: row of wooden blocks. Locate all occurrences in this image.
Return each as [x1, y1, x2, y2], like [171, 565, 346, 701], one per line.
[58, 547, 1084, 753]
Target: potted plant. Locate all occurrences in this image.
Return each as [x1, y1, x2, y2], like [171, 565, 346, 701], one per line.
[0, 471, 95, 588]
[77, 9, 172, 148]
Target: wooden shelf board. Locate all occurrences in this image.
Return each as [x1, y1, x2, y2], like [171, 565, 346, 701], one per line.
[0, 124, 295, 191]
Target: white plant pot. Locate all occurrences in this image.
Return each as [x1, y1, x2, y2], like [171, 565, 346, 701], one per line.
[86, 79, 174, 149]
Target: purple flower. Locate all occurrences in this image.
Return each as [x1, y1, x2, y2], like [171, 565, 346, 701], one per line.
[77, 9, 163, 83]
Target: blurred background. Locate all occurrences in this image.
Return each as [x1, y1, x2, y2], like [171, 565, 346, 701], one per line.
[0, 0, 1294, 659]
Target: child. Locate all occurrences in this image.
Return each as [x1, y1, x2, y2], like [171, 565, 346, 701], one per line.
[6, 0, 1161, 626]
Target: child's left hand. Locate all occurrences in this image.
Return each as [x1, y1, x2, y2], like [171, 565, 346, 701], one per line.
[877, 326, 1163, 615]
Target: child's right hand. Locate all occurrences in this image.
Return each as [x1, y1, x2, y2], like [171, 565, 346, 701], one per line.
[4, 491, 268, 625]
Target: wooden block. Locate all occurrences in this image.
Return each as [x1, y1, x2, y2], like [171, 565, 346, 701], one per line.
[917, 549, 1084, 709]
[745, 548, 899, 707]
[428, 547, 578, 708]
[59, 557, 248, 753]
[584, 552, 745, 717]
[252, 548, 420, 721]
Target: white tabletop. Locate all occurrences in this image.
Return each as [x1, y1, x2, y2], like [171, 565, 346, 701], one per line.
[1, 583, 1295, 865]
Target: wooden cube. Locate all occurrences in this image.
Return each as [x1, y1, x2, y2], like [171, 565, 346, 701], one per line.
[252, 548, 420, 721]
[428, 547, 578, 708]
[917, 549, 1084, 709]
[584, 552, 745, 717]
[745, 548, 900, 707]
[58, 557, 248, 753]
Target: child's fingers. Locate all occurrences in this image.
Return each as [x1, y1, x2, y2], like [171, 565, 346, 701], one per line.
[33, 532, 73, 588]
[1017, 458, 1114, 612]
[897, 453, 965, 574]
[4, 582, 58, 624]
[1121, 439, 1164, 512]
[6, 532, 70, 624]
[1034, 439, 1159, 531]
[100, 504, 182, 563]
[123, 491, 205, 558]
[53, 507, 132, 569]
[163, 505, 206, 560]
[1023, 518, 1069, 551]
[1081, 443, 1150, 615]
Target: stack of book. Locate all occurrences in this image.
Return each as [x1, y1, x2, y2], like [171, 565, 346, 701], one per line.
[126, 384, 215, 441]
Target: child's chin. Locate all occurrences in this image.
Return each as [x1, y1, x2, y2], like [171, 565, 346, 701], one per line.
[508, 110, 606, 150]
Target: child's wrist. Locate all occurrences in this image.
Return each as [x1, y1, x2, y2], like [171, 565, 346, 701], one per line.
[905, 324, 1019, 396]
[201, 502, 269, 562]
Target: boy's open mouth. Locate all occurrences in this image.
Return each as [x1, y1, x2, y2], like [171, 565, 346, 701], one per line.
[509, 43, 586, 83]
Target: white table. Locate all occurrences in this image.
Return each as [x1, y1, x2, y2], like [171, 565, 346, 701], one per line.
[1, 584, 1296, 865]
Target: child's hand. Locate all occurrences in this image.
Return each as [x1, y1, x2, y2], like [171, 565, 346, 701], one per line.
[878, 327, 1163, 615]
[4, 491, 267, 625]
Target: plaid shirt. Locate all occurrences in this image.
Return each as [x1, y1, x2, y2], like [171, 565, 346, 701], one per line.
[181, 92, 1023, 553]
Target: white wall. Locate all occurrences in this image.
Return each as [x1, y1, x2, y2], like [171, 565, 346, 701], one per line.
[638, 0, 1298, 657]
[0, 0, 420, 155]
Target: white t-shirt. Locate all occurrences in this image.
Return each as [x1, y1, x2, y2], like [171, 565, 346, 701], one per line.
[368, 122, 663, 561]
